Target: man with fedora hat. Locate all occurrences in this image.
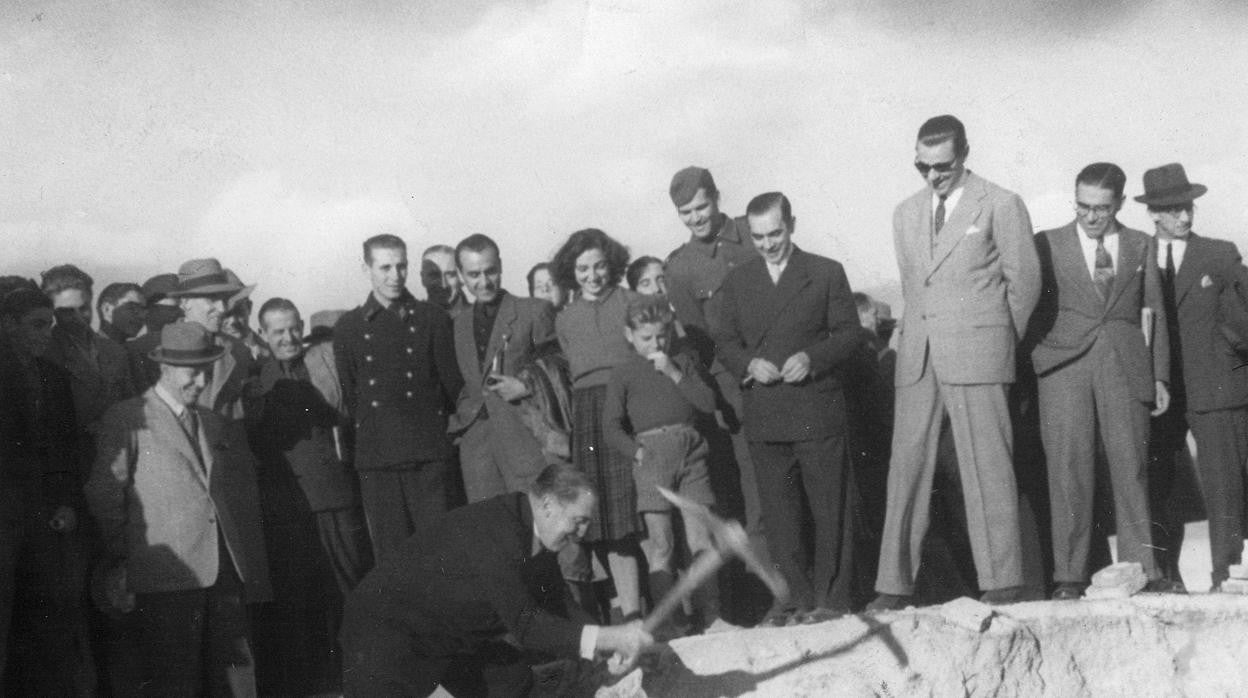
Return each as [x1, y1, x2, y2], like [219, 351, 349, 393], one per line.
[168, 258, 273, 605]
[1025, 162, 1174, 599]
[1139, 163, 1248, 592]
[86, 321, 260, 695]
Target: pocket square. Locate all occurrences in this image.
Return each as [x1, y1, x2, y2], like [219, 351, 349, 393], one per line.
[1202, 274, 1214, 288]
[965, 225, 981, 236]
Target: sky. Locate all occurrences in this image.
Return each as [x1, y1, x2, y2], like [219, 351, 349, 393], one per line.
[3, 0, 1247, 317]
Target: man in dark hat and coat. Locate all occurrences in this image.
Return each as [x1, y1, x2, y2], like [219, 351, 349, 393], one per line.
[1140, 163, 1248, 592]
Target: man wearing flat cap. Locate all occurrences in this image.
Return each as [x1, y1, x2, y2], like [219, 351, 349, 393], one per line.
[168, 258, 273, 605]
[1141, 163, 1248, 592]
[664, 166, 765, 555]
[86, 322, 260, 695]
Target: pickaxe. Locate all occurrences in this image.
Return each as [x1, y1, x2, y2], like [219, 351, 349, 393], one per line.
[641, 486, 789, 635]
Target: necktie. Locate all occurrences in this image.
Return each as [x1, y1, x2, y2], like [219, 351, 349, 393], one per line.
[179, 408, 204, 467]
[931, 195, 947, 256]
[1093, 237, 1114, 302]
[1164, 242, 1175, 285]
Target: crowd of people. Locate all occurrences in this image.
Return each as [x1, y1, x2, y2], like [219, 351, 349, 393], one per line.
[2, 112, 1247, 696]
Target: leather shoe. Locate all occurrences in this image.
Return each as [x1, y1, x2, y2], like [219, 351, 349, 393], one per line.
[1051, 583, 1086, 601]
[796, 607, 846, 625]
[866, 593, 914, 612]
[1143, 577, 1187, 594]
[980, 586, 1029, 605]
[757, 607, 795, 627]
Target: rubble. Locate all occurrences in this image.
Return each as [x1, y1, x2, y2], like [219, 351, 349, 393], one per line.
[570, 595, 1248, 697]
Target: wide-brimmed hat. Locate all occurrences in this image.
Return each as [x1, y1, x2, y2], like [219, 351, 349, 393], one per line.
[148, 322, 225, 365]
[141, 273, 180, 305]
[168, 258, 246, 298]
[222, 269, 256, 312]
[1133, 163, 1207, 206]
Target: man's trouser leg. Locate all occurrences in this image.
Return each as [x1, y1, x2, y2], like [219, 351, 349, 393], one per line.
[1188, 407, 1248, 586]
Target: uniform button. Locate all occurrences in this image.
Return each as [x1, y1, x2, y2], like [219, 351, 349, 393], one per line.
[364, 333, 371, 340]
[369, 378, 377, 386]
[371, 400, 380, 408]
[409, 327, 416, 333]
[406, 391, 413, 398]
[365, 355, 373, 362]
[406, 347, 413, 354]
[406, 371, 413, 379]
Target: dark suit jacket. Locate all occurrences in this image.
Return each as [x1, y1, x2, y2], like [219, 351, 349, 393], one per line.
[892, 171, 1041, 387]
[254, 351, 359, 513]
[334, 291, 464, 469]
[86, 389, 258, 596]
[448, 292, 556, 435]
[710, 247, 862, 442]
[1166, 234, 1248, 413]
[1028, 222, 1170, 401]
[341, 492, 582, 658]
[0, 345, 80, 505]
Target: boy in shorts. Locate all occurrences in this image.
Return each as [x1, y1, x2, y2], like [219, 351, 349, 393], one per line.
[604, 295, 729, 634]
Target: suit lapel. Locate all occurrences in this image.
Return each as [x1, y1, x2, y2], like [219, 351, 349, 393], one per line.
[147, 392, 210, 488]
[757, 250, 812, 338]
[1107, 228, 1143, 309]
[1174, 235, 1204, 306]
[484, 294, 519, 375]
[927, 174, 985, 278]
[1052, 224, 1103, 307]
[453, 310, 481, 387]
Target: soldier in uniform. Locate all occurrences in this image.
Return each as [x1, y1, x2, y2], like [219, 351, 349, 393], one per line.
[664, 167, 763, 544]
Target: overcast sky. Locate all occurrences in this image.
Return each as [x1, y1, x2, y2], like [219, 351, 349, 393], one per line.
[3, 0, 1247, 316]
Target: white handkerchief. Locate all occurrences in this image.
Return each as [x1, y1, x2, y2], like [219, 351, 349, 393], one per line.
[1201, 274, 1213, 288]
[964, 225, 981, 237]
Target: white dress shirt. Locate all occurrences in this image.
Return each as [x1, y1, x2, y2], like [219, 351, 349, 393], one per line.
[1159, 238, 1187, 272]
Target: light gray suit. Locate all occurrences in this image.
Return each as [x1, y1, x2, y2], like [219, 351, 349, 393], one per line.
[876, 171, 1041, 595]
[1028, 222, 1168, 583]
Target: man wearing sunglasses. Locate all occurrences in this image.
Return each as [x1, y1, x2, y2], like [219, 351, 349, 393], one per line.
[1027, 163, 1174, 600]
[871, 114, 1040, 610]
[1141, 163, 1248, 593]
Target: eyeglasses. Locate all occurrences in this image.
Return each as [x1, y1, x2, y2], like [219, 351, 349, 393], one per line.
[1075, 202, 1117, 216]
[914, 159, 959, 175]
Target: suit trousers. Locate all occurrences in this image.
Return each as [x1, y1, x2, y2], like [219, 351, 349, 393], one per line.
[459, 408, 549, 504]
[876, 368, 1023, 595]
[358, 463, 452, 565]
[315, 506, 374, 593]
[1038, 341, 1158, 582]
[749, 435, 855, 611]
[1187, 407, 1248, 585]
[712, 365, 764, 536]
[342, 628, 531, 698]
[110, 538, 255, 697]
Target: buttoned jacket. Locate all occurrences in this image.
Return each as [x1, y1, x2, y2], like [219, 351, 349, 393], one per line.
[710, 247, 862, 441]
[892, 171, 1041, 387]
[334, 290, 464, 469]
[85, 389, 256, 596]
[1028, 222, 1170, 401]
[666, 213, 758, 365]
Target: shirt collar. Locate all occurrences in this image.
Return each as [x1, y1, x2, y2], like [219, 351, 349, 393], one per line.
[154, 381, 187, 417]
[362, 288, 417, 321]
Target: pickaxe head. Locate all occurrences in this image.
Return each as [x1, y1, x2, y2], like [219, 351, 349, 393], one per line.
[657, 486, 789, 606]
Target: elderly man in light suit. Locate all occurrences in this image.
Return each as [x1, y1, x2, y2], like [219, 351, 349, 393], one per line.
[449, 234, 559, 502]
[87, 322, 259, 696]
[871, 115, 1042, 610]
[1027, 162, 1173, 599]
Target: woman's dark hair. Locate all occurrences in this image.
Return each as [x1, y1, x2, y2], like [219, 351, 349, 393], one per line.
[625, 256, 664, 291]
[550, 228, 630, 293]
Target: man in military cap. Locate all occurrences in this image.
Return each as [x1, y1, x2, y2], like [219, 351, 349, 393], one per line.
[664, 166, 764, 547]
